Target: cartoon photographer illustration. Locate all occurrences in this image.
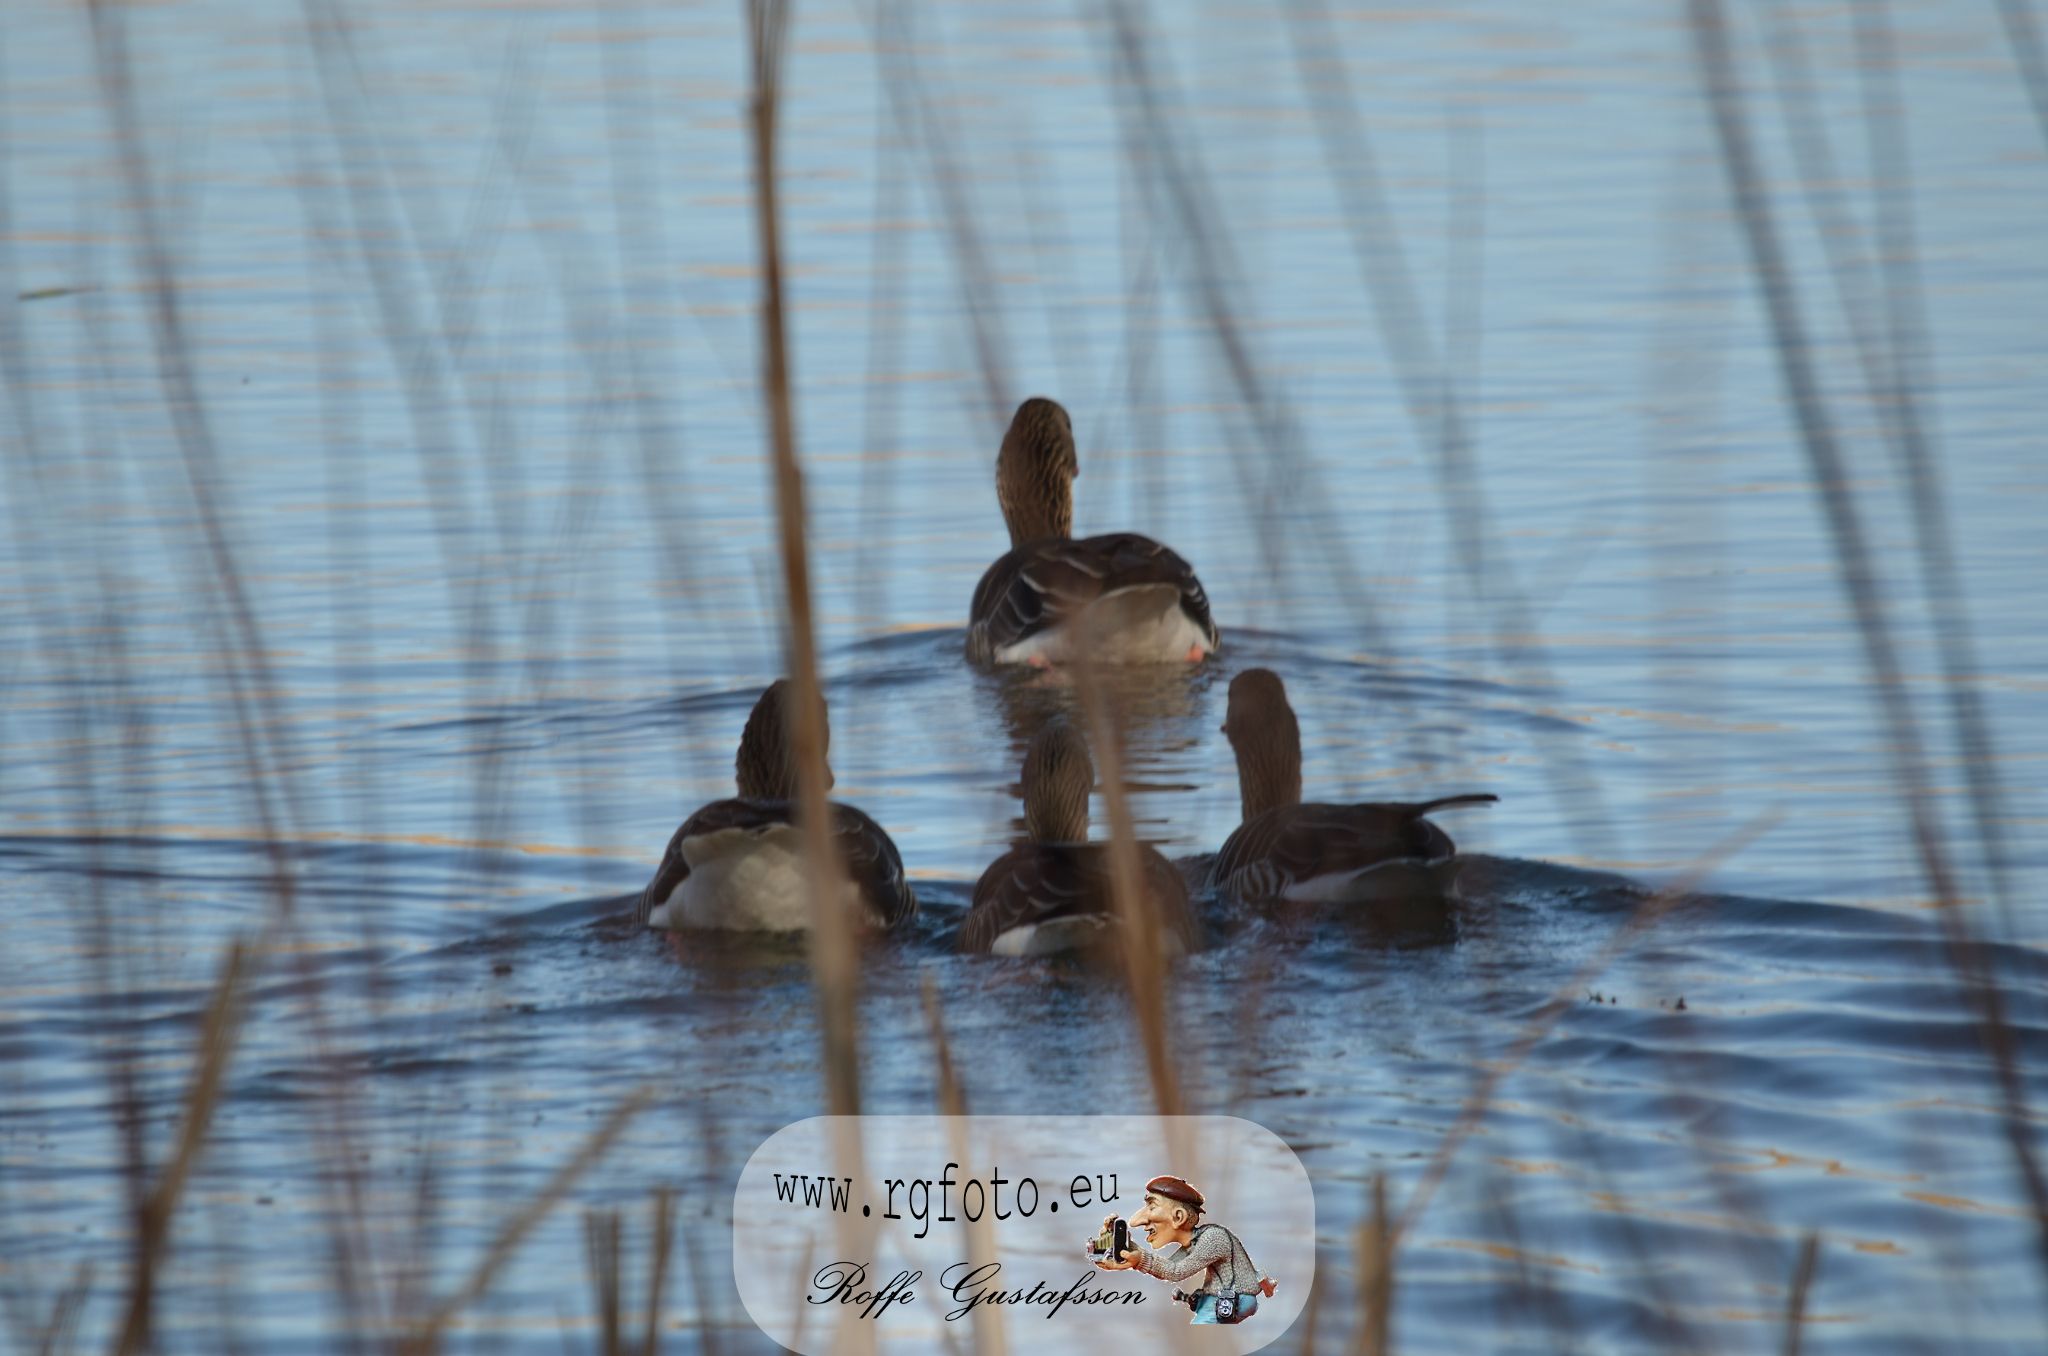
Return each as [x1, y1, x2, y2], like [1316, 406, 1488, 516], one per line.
[1092, 1174, 1277, 1325]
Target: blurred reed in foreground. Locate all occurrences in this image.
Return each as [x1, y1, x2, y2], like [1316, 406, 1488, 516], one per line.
[0, 0, 2040, 1351]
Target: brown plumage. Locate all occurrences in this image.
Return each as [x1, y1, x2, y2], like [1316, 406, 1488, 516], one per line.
[1021, 715, 1091, 843]
[968, 397, 1218, 665]
[1213, 668, 1496, 904]
[1220, 667, 1302, 823]
[637, 682, 916, 931]
[732, 678, 822, 799]
[995, 396, 1078, 546]
[960, 721, 1199, 955]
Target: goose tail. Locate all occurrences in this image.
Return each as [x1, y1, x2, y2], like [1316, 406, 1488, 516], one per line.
[1403, 793, 1499, 818]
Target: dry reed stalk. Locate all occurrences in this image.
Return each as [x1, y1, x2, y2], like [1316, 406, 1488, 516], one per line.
[603, 0, 709, 652]
[66, 24, 337, 1344]
[921, 975, 968, 1121]
[784, 1231, 821, 1355]
[583, 1195, 670, 1356]
[922, 978, 1008, 1356]
[1291, 1248, 1321, 1356]
[854, 24, 912, 638]
[1996, 0, 2048, 149]
[586, 1208, 626, 1356]
[1282, 0, 1613, 850]
[1780, 1231, 1820, 1356]
[1070, 646, 1181, 1125]
[34, 1262, 93, 1356]
[1689, 0, 2048, 1277]
[1558, 1082, 1709, 1356]
[642, 1190, 675, 1356]
[682, 1241, 726, 1356]
[1763, 3, 2017, 932]
[1392, 815, 1772, 1249]
[297, 0, 560, 932]
[86, 0, 304, 883]
[6, 299, 191, 1349]
[1102, 0, 1396, 660]
[1688, 0, 1951, 914]
[113, 941, 248, 1356]
[1477, 1167, 1590, 1353]
[745, 0, 859, 1121]
[860, 0, 1012, 426]
[287, 114, 388, 1355]
[1851, 3, 2013, 913]
[747, 9, 877, 1354]
[1353, 1175, 1392, 1356]
[405, 1084, 655, 1352]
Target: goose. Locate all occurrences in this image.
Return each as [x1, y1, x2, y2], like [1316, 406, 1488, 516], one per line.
[960, 719, 1199, 956]
[1213, 668, 1495, 905]
[967, 397, 1219, 666]
[637, 680, 916, 932]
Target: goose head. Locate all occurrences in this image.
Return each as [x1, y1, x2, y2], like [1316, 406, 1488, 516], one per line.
[736, 679, 834, 800]
[1021, 717, 1092, 844]
[996, 396, 1078, 547]
[1221, 667, 1303, 823]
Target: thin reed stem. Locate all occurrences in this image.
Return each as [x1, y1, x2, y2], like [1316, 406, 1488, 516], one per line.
[1781, 1231, 1820, 1356]
[114, 942, 248, 1356]
[1071, 649, 1181, 1122]
[407, 1084, 654, 1350]
[746, 0, 860, 1122]
[1690, 0, 2048, 1278]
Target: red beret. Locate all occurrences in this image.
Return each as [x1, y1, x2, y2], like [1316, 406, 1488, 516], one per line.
[1145, 1175, 1204, 1210]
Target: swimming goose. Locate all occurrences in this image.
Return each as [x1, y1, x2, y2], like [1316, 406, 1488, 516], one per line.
[960, 719, 1199, 956]
[1213, 668, 1496, 904]
[637, 681, 917, 932]
[967, 397, 1219, 666]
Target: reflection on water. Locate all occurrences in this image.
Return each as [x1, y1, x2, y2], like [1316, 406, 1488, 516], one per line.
[8, 638, 2045, 1353]
[970, 657, 1218, 836]
[2, 0, 2045, 1352]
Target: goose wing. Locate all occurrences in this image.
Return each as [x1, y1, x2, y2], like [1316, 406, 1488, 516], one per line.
[1213, 796, 1495, 902]
[637, 799, 916, 929]
[829, 802, 918, 929]
[636, 798, 790, 926]
[960, 842, 1197, 953]
[967, 533, 1217, 661]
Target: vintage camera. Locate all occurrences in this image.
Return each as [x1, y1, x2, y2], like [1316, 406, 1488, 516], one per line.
[1087, 1217, 1130, 1261]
